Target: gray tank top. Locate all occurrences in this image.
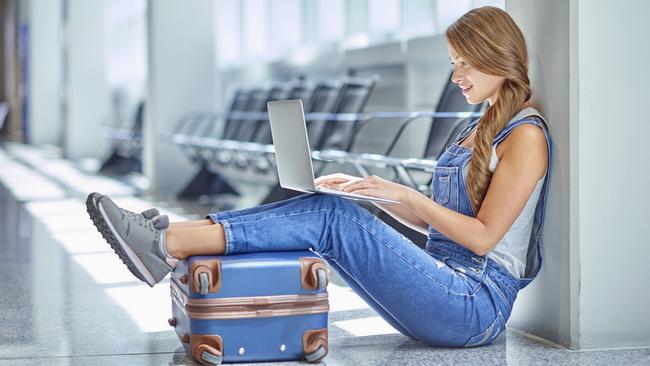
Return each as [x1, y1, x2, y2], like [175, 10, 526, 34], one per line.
[462, 107, 547, 278]
[486, 146, 545, 278]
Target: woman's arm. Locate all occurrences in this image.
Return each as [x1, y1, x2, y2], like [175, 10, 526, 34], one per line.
[403, 124, 548, 255]
[315, 173, 428, 233]
[372, 201, 429, 235]
[341, 124, 548, 256]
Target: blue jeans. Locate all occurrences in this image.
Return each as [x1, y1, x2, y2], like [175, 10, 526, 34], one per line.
[207, 193, 513, 347]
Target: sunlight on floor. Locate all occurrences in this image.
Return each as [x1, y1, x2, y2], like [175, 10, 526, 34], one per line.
[327, 283, 372, 313]
[73, 252, 148, 284]
[332, 316, 400, 337]
[104, 282, 174, 333]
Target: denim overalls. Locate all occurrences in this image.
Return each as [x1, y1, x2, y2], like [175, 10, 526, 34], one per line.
[425, 107, 552, 344]
[207, 107, 552, 347]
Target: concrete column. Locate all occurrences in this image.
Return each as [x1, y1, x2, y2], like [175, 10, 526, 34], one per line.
[145, 0, 216, 197]
[27, 0, 63, 146]
[573, 0, 649, 349]
[505, 0, 575, 348]
[64, 0, 110, 160]
[507, 0, 650, 350]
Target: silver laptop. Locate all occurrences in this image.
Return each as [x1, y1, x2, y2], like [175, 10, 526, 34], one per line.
[267, 99, 400, 205]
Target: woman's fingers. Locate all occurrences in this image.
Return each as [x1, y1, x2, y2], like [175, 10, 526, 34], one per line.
[315, 173, 362, 188]
[342, 180, 372, 192]
[315, 177, 349, 187]
[315, 174, 348, 185]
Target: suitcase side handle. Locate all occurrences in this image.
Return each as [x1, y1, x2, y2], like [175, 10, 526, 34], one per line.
[299, 257, 329, 291]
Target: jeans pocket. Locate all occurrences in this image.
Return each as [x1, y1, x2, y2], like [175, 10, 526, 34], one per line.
[463, 310, 504, 348]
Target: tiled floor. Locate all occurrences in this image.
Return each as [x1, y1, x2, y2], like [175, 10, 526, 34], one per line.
[1, 145, 649, 366]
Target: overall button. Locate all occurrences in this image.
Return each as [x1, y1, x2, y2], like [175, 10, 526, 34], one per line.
[470, 267, 482, 273]
[471, 257, 484, 263]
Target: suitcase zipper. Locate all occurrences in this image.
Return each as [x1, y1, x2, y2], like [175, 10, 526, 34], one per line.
[171, 280, 329, 320]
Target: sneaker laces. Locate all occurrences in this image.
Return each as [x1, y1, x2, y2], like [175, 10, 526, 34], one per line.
[125, 210, 156, 233]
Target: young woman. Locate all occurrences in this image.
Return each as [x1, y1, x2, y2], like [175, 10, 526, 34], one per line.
[87, 6, 551, 348]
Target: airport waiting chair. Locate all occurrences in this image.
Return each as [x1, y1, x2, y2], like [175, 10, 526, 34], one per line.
[174, 90, 253, 199]
[245, 84, 314, 172]
[310, 76, 379, 154]
[231, 85, 304, 169]
[190, 79, 343, 179]
[175, 81, 309, 200]
[99, 101, 145, 175]
[0, 101, 9, 132]
[179, 80, 342, 211]
[174, 90, 252, 163]
[233, 80, 352, 175]
[315, 72, 485, 192]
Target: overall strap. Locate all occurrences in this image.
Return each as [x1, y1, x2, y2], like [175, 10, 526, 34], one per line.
[452, 118, 480, 145]
[493, 107, 553, 289]
[493, 107, 551, 146]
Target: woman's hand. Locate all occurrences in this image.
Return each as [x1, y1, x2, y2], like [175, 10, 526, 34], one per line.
[338, 175, 411, 203]
[314, 173, 363, 190]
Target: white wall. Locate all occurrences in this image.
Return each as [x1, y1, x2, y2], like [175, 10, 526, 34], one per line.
[145, 0, 216, 196]
[27, 0, 62, 146]
[506, 0, 575, 348]
[576, 0, 650, 349]
[64, 0, 111, 160]
[508, 0, 650, 350]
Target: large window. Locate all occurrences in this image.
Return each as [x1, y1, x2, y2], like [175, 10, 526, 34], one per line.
[215, 0, 505, 68]
[215, 0, 242, 67]
[269, 0, 302, 58]
[102, 0, 146, 92]
[401, 0, 436, 38]
[318, 0, 345, 44]
[242, 0, 269, 60]
[368, 0, 400, 39]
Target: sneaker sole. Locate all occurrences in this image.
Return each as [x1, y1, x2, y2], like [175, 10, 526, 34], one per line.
[85, 195, 157, 287]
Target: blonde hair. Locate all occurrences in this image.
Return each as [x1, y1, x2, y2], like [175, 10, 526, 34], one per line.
[446, 6, 531, 212]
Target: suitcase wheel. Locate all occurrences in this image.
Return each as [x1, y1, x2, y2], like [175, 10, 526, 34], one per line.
[196, 344, 223, 365]
[199, 272, 210, 295]
[316, 268, 328, 290]
[305, 345, 327, 363]
[302, 328, 328, 362]
[300, 258, 328, 290]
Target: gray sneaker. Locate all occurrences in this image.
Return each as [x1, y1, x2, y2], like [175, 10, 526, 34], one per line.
[86, 193, 170, 287]
[87, 192, 160, 220]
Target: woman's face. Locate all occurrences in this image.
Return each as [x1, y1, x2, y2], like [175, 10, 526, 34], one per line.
[447, 44, 505, 106]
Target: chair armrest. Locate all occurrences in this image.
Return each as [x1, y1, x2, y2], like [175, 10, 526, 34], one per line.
[312, 149, 360, 162]
[401, 158, 438, 172]
[313, 150, 405, 169]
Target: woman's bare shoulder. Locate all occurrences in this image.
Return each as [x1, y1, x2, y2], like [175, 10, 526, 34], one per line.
[499, 123, 548, 179]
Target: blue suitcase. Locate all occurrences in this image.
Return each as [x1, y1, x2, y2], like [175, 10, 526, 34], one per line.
[168, 250, 330, 365]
